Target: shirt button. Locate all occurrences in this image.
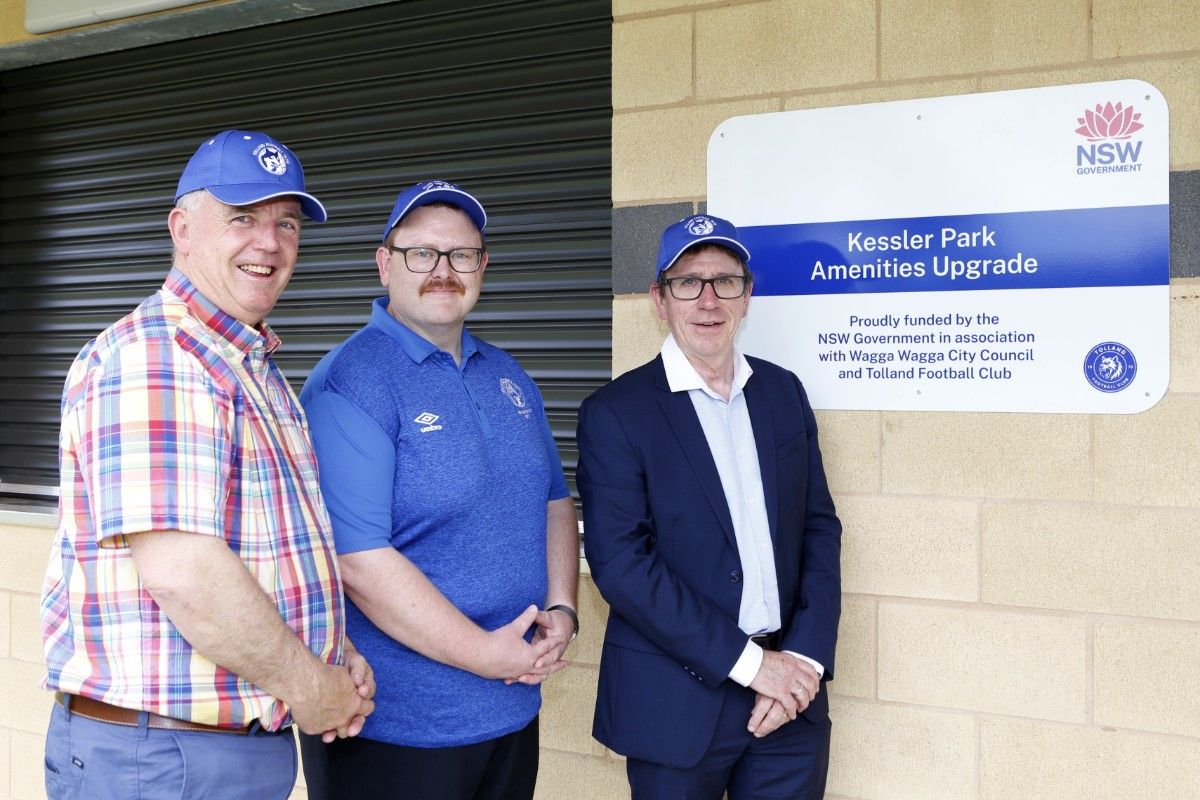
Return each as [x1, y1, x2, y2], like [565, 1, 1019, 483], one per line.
[729, 570, 741, 583]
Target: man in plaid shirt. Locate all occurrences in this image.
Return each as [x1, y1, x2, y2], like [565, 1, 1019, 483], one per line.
[39, 130, 375, 800]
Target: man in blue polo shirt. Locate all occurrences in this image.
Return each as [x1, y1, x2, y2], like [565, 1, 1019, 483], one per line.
[298, 180, 579, 800]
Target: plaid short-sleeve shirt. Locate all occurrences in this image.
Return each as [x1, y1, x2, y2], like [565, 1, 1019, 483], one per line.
[40, 269, 344, 730]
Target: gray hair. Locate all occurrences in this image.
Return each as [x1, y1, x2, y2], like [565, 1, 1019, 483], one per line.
[175, 189, 206, 212]
[171, 190, 207, 265]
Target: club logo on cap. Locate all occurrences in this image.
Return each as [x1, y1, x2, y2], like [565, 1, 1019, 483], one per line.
[422, 180, 455, 190]
[685, 216, 716, 236]
[253, 143, 289, 176]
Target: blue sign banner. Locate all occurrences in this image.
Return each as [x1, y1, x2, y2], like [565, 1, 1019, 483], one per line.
[741, 205, 1168, 296]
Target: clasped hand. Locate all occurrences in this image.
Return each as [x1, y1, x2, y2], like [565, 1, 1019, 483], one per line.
[292, 646, 376, 743]
[483, 605, 569, 686]
[746, 650, 820, 738]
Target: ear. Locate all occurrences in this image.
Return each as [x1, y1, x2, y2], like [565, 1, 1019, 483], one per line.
[650, 281, 668, 321]
[167, 207, 191, 257]
[375, 246, 391, 287]
[477, 249, 489, 276]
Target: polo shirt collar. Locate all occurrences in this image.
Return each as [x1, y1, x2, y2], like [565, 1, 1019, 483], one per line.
[369, 297, 479, 366]
[163, 268, 280, 356]
[660, 333, 752, 400]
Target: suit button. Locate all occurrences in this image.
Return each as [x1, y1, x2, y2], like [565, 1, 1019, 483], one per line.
[729, 570, 741, 583]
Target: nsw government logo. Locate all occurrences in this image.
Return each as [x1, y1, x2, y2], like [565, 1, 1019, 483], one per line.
[1083, 342, 1136, 393]
[1074, 101, 1144, 175]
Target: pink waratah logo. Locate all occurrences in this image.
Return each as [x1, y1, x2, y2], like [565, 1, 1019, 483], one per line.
[1075, 102, 1143, 141]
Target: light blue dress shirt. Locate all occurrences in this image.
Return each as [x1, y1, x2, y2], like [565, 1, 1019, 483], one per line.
[660, 335, 824, 686]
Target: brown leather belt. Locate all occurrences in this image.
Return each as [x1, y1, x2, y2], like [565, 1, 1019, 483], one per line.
[57, 692, 254, 735]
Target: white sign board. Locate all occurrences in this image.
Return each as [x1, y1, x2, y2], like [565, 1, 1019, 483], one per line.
[709, 81, 1169, 413]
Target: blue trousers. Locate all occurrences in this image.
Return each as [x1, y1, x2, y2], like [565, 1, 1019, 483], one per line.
[44, 701, 297, 800]
[625, 681, 831, 800]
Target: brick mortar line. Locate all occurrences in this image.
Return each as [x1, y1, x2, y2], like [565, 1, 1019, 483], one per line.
[829, 694, 1200, 744]
[905, 47, 1200, 83]
[612, 0, 772, 24]
[827, 493, 1200, 512]
[1085, 617, 1096, 724]
[536, 743, 610, 758]
[1087, 0, 1095, 61]
[863, 595, 1200, 629]
[688, 9, 697, 106]
[611, 197, 704, 209]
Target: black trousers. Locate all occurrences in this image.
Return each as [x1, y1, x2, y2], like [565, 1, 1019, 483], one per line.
[299, 717, 539, 800]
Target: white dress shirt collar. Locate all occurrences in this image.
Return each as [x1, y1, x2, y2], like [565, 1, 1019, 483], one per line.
[660, 334, 753, 400]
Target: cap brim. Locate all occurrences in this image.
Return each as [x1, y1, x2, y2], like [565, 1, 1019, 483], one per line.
[206, 185, 328, 223]
[657, 235, 751, 278]
[382, 187, 487, 242]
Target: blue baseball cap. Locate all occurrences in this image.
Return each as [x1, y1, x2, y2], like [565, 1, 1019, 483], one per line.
[175, 130, 327, 222]
[656, 214, 752, 280]
[381, 180, 487, 243]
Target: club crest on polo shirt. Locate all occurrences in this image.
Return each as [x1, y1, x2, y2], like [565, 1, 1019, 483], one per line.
[685, 216, 716, 235]
[499, 378, 533, 418]
[413, 411, 443, 433]
[253, 143, 289, 176]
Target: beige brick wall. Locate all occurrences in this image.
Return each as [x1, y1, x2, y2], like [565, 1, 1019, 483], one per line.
[609, 1, 1200, 797]
[0, 512, 618, 800]
[3, 2, 1199, 798]
[0, 0, 227, 47]
[0, 519, 53, 800]
[0, 0, 35, 44]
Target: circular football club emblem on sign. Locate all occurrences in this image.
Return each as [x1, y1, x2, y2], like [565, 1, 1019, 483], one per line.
[1083, 342, 1136, 393]
[686, 216, 716, 235]
[499, 377, 526, 408]
[253, 143, 289, 176]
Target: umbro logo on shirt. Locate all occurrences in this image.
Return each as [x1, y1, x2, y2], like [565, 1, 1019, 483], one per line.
[414, 412, 443, 433]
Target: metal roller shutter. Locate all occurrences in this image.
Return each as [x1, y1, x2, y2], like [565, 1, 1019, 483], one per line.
[0, 0, 612, 502]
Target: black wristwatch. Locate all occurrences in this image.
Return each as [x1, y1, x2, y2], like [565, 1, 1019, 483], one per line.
[546, 604, 579, 641]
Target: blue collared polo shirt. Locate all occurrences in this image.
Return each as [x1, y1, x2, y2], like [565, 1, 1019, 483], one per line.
[300, 297, 569, 747]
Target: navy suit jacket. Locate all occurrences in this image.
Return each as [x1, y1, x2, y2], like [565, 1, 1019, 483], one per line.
[577, 354, 841, 769]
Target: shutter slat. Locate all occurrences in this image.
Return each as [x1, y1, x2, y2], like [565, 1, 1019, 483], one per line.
[0, 0, 612, 498]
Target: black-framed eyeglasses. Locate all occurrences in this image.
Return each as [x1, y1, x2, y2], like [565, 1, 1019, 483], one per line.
[387, 245, 485, 273]
[660, 274, 748, 300]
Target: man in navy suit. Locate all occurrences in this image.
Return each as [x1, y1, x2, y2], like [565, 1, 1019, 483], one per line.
[577, 214, 842, 799]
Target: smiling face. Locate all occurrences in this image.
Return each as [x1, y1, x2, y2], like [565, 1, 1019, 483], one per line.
[652, 245, 752, 371]
[375, 204, 488, 351]
[168, 190, 302, 326]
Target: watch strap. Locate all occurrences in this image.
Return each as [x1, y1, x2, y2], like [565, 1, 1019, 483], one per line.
[546, 604, 579, 641]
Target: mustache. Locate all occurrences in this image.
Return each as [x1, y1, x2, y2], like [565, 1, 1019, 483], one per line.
[419, 276, 466, 296]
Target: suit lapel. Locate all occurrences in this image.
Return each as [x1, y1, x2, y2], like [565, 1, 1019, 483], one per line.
[743, 370, 780, 544]
[652, 359, 738, 550]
